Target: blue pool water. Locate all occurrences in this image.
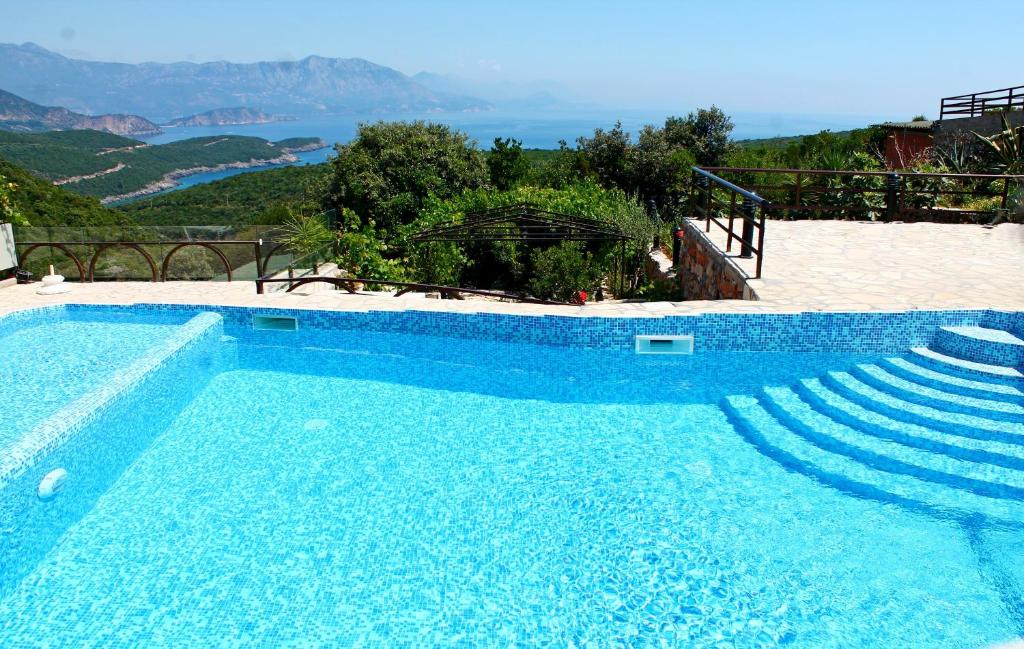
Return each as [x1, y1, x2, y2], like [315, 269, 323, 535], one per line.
[0, 305, 1022, 647]
[0, 309, 191, 451]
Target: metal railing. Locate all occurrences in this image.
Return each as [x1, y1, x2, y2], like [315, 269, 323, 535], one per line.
[254, 275, 571, 304]
[254, 239, 338, 293]
[12, 225, 293, 282]
[13, 212, 340, 283]
[699, 167, 1022, 224]
[940, 85, 1024, 119]
[688, 167, 770, 278]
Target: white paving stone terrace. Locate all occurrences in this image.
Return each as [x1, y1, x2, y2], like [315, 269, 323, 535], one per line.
[1, 220, 1022, 317]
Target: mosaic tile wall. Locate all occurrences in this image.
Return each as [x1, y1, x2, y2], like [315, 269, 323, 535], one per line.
[981, 309, 1024, 340]
[12, 303, 1022, 358]
[933, 326, 1024, 368]
[119, 302, 1021, 354]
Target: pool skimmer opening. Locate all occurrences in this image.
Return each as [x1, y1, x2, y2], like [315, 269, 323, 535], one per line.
[253, 315, 298, 331]
[635, 335, 694, 355]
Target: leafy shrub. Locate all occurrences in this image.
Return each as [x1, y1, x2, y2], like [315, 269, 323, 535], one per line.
[335, 227, 405, 281]
[528, 242, 601, 302]
[0, 172, 28, 226]
[412, 181, 655, 243]
[163, 246, 217, 280]
[404, 182, 654, 296]
[408, 241, 469, 286]
[279, 212, 333, 257]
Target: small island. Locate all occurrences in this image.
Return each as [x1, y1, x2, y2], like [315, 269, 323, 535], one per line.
[275, 137, 328, 154]
[164, 107, 297, 128]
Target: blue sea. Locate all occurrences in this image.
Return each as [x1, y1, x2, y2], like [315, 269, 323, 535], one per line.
[132, 109, 897, 198]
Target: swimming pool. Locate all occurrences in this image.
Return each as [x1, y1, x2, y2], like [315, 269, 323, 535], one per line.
[0, 304, 1022, 647]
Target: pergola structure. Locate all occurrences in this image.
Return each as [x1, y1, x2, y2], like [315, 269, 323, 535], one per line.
[412, 203, 632, 295]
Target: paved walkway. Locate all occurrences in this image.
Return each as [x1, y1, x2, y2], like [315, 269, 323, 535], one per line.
[695, 219, 1024, 312]
[2, 221, 1022, 317]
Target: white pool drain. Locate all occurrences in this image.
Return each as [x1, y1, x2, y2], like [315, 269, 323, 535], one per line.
[304, 419, 330, 431]
[38, 468, 68, 500]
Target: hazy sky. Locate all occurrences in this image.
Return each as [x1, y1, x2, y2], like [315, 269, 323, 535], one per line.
[2, 0, 1021, 118]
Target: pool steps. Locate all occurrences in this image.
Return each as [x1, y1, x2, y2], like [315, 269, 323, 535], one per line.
[849, 364, 1024, 421]
[724, 322, 1024, 526]
[877, 356, 1023, 400]
[934, 326, 1024, 368]
[908, 347, 1023, 382]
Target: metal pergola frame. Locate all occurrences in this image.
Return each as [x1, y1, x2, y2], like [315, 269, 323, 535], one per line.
[411, 203, 632, 295]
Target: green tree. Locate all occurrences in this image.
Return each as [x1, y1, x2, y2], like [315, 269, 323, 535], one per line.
[630, 124, 696, 211]
[527, 140, 585, 188]
[568, 109, 735, 211]
[663, 106, 734, 166]
[325, 121, 488, 232]
[487, 137, 529, 190]
[574, 121, 632, 190]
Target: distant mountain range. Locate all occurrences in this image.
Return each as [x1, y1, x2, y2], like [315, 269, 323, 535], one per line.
[0, 42, 492, 121]
[0, 88, 162, 137]
[164, 107, 296, 128]
[412, 72, 590, 112]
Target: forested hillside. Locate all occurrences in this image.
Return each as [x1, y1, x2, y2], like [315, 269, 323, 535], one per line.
[0, 156, 131, 227]
[0, 130, 322, 201]
[120, 163, 329, 226]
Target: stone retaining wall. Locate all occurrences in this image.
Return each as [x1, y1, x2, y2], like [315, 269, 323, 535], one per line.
[674, 220, 756, 301]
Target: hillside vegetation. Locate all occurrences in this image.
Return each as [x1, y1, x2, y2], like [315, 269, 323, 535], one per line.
[0, 130, 321, 200]
[121, 163, 329, 226]
[0, 156, 131, 227]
